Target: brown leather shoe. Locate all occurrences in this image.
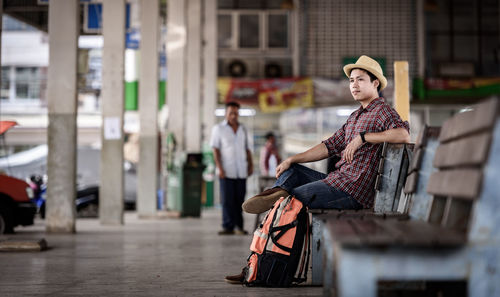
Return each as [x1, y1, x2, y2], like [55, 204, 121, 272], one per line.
[242, 188, 288, 214]
[218, 229, 234, 235]
[234, 229, 248, 235]
[224, 268, 246, 284]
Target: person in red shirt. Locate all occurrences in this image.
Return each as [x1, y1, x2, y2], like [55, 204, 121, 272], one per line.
[259, 132, 281, 177]
[241, 55, 410, 214]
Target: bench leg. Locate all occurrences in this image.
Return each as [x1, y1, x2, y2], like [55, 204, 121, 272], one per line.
[311, 214, 323, 286]
[334, 246, 377, 297]
[327, 245, 471, 297]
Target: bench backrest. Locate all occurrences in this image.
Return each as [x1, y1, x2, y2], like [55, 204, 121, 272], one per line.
[425, 97, 499, 235]
[373, 143, 413, 213]
[402, 126, 441, 219]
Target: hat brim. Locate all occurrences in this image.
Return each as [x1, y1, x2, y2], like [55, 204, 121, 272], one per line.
[343, 64, 387, 91]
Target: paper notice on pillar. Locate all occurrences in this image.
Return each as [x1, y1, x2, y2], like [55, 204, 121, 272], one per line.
[104, 117, 122, 140]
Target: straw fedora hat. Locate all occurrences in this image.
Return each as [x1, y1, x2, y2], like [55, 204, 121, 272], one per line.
[343, 55, 387, 91]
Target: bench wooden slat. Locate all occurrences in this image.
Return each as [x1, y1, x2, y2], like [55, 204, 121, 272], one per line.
[404, 171, 418, 194]
[336, 212, 408, 220]
[427, 169, 483, 199]
[373, 219, 436, 246]
[325, 219, 362, 245]
[439, 98, 499, 143]
[433, 132, 491, 168]
[442, 198, 472, 231]
[407, 148, 423, 174]
[377, 158, 385, 174]
[414, 126, 427, 149]
[349, 219, 399, 245]
[390, 220, 466, 246]
[330, 219, 466, 247]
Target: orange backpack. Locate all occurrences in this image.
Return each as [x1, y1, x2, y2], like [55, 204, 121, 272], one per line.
[244, 195, 310, 287]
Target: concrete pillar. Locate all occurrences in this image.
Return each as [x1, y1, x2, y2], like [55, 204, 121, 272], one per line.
[185, 0, 202, 152]
[1, 0, 3, 84]
[292, 0, 300, 76]
[137, 0, 159, 217]
[202, 0, 217, 146]
[46, 0, 79, 233]
[167, 0, 187, 150]
[100, 0, 126, 225]
[416, 0, 425, 78]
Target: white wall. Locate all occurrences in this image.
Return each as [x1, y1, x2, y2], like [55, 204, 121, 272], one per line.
[1, 31, 49, 66]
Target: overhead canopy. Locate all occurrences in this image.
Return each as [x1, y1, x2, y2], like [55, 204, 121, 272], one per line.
[0, 121, 18, 135]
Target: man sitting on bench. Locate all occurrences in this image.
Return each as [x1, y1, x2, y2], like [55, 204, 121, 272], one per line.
[242, 55, 410, 215]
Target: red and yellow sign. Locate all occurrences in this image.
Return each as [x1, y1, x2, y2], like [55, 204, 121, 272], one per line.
[217, 78, 313, 113]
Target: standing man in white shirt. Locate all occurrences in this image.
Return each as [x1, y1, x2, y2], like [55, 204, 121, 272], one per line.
[210, 101, 253, 235]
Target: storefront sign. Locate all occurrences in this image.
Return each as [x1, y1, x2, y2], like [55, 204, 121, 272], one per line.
[217, 78, 313, 113]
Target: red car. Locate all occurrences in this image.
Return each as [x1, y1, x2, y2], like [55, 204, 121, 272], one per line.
[0, 121, 37, 234]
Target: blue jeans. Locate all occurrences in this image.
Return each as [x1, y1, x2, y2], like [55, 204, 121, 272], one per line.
[274, 164, 362, 210]
[219, 178, 246, 230]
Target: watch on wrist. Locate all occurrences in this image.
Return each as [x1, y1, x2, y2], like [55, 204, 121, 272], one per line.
[360, 131, 367, 143]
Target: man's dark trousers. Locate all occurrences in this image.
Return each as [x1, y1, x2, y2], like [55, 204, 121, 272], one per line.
[219, 178, 246, 231]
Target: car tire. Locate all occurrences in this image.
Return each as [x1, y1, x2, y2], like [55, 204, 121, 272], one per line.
[0, 202, 15, 234]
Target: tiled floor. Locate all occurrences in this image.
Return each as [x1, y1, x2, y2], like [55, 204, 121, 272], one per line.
[0, 208, 321, 296]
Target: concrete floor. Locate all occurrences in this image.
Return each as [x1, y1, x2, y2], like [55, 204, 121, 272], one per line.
[0, 208, 322, 297]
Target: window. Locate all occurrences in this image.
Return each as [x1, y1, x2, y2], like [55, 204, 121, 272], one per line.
[267, 14, 288, 48]
[1, 67, 10, 100]
[217, 0, 295, 78]
[239, 14, 259, 48]
[426, 0, 500, 77]
[15, 67, 41, 100]
[218, 14, 232, 48]
[217, 12, 290, 50]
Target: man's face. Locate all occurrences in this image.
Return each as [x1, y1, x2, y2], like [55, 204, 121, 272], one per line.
[225, 106, 239, 125]
[349, 69, 379, 103]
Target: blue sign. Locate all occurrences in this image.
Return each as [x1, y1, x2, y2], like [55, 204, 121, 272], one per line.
[85, 3, 131, 32]
[126, 28, 140, 50]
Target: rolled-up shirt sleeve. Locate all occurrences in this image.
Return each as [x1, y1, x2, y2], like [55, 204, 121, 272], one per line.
[322, 123, 347, 157]
[210, 125, 220, 149]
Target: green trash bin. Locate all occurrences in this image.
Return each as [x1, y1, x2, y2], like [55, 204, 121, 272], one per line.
[167, 152, 205, 217]
[202, 146, 215, 207]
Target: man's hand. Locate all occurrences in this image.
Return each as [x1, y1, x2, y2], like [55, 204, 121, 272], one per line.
[247, 162, 253, 176]
[218, 169, 226, 179]
[276, 158, 292, 178]
[343, 135, 363, 164]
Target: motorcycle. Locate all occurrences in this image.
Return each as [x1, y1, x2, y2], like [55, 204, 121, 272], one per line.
[27, 174, 99, 218]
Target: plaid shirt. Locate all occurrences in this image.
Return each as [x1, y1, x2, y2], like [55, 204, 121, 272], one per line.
[322, 97, 409, 208]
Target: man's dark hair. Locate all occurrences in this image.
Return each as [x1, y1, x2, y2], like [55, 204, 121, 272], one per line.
[265, 132, 275, 140]
[225, 101, 240, 109]
[350, 68, 381, 92]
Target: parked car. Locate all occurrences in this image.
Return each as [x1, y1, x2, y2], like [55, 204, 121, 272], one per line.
[0, 145, 137, 211]
[0, 121, 37, 233]
[0, 174, 37, 234]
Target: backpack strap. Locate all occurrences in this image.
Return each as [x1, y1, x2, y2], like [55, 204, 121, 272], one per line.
[269, 220, 299, 253]
[294, 208, 311, 284]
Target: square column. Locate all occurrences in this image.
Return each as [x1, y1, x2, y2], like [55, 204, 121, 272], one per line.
[166, 0, 187, 150]
[137, 0, 160, 217]
[202, 0, 217, 146]
[100, 0, 126, 225]
[46, 0, 79, 233]
[185, 0, 202, 152]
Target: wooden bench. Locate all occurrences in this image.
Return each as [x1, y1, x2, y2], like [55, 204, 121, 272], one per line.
[309, 141, 415, 285]
[321, 97, 500, 296]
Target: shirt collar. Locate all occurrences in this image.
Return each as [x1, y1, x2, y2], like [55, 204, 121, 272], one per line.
[357, 97, 384, 113]
[223, 120, 240, 128]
